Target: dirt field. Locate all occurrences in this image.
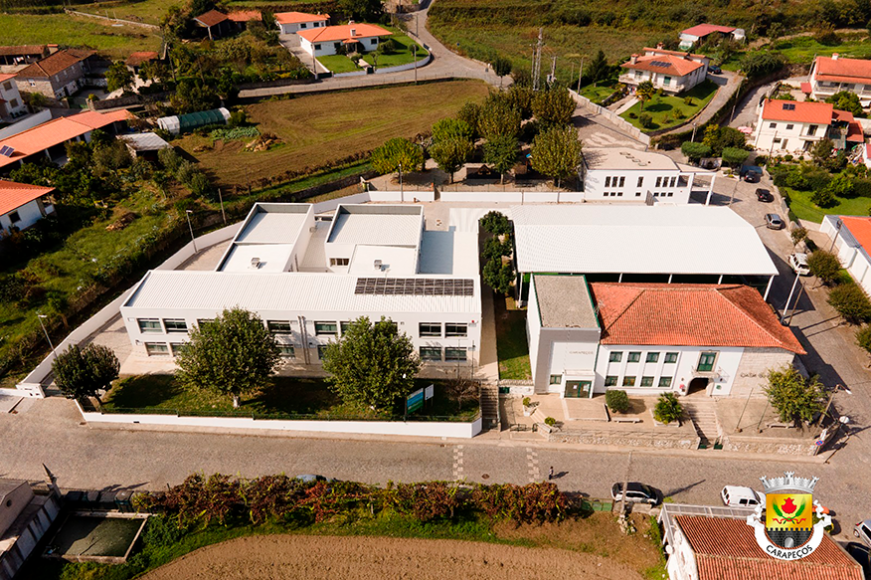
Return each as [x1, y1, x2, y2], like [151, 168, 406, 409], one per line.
[142, 534, 646, 580]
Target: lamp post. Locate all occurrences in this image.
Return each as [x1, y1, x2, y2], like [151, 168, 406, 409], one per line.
[819, 383, 852, 426]
[185, 210, 197, 253]
[398, 162, 403, 201]
[217, 187, 226, 224]
[412, 44, 418, 84]
[828, 218, 843, 252]
[37, 313, 57, 359]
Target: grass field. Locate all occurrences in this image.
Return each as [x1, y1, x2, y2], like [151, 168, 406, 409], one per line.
[771, 33, 871, 65]
[70, 0, 179, 25]
[494, 297, 532, 381]
[362, 26, 429, 68]
[0, 13, 161, 58]
[317, 54, 363, 73]
[176, 80, 490, 188]
[620, 81, 718, 131]
[783, 186, 871, 223]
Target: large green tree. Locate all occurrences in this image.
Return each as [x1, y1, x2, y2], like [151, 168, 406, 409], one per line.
[764, 366, 825, 427]
[530, 125, 582, 187]
[338, 0, 383, 22]
[478, 94, 522, 140]
[52, 344, 120, 399]
[322, 316, 420, 413]
[825, 91, 864, 117]
[532, 86, 575, 128]
[585, 50, 610, 86]
[430, 136, 474, 183]
[491, 56, 512, 87]
[432, 118, 474, 143]
[807, 249, 841, 284]
[635, 80, 656, 112]
[175, 308, 281, 408]
[371, 137, 424, 174]
[483, 134, 518, 183]
[106, 61, 134, 93]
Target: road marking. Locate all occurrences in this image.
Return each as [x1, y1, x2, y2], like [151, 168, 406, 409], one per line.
[453, 445, 464, 481]
[526, 447, 540, 482]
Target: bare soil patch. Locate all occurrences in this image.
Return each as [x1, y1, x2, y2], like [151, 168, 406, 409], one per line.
[142, 533, 646, 580]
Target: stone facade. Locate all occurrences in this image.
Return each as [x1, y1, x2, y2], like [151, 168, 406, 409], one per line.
[545, 426, 700, 449]
[719, 433, 820, 456]
[728, 347, 796, 398]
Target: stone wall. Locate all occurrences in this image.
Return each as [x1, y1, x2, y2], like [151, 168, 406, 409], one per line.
[727, 348, 796, 398]
[545, 426, 700, 449]
[720, 433, 820, 456]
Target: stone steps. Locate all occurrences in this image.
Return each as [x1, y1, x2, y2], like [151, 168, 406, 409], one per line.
[683, 401, 720, 445]
[479, 383, 500, 430]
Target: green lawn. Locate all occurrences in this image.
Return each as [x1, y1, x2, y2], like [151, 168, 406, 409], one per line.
[783, 186, 871, 223]
[494, 298, 532, 381]
[317, 54, 363, 74]
[771, 33, 871, 65]
[362, 26, 429, 68]
[579, 83, 619, 104]
[70, 0, 180, 25]
[620, 80, 719, 132]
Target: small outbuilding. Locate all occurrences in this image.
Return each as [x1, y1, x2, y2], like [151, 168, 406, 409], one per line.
[119, 132, 171, 161]
[157, 107, 230, 136]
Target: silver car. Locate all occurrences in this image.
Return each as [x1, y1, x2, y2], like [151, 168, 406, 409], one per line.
[855, 519, 871, 547]
[765, 213, 785, 230]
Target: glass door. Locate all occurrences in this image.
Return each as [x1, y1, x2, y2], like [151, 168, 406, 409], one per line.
[565, 381, 592, 398]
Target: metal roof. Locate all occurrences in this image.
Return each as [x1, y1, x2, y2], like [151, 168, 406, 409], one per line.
[512, 205, 778, 276]
[120, 132, 170, 152]
[327, 205, 422, 247]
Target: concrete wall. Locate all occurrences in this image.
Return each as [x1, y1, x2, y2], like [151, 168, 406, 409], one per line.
[278, 20, 327, 34]
[545, 426, 700, 449]
[369, 190, 436, 202]
[729, 348, 797, 398]
[439, 191, 584, 203]
[375, 52, 432, 75]
[822, 215, 871, 298]
[584, 169, 692, 204]
[0, 199, 49, 234]
[568, 89, 651, 146]
[303, 35, 381, 57]
[0, 493, 60, 580]
[719, 432, 819, 455]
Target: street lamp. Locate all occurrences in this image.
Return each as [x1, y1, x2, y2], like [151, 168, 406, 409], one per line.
[819, 383, 852, 426]
[398, 162, 403, 201]
[185, 210, 197, 253]
[37, 313, 57, 359]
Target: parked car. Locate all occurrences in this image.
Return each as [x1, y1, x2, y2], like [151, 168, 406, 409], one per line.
[855, 520, 871, 547]
[756, 188, 773, 202]
[743, 170, 761, 183]
[709, 64, 722, 74]
[845, 542, 871, 578]
[720, 485, 765, 507]
[789, 253, 811, 276]
[611, 482, 661, 505]
[765, 213, 785, 229]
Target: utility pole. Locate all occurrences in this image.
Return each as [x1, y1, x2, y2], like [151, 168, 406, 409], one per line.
[577, 57, 583, 92]
[786, 281, 804, 326]
[548, 55, 556, 85]
[532, 28, 543, 91]
[412, 44, 418, 84]
[217, 188, 226, 224]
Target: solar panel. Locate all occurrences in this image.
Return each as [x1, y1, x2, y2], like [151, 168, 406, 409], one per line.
[782, 103, 796, 111]
[0, 145, 14, 157]
[354, 278, 474, 297]
[650, 61, 670, 68]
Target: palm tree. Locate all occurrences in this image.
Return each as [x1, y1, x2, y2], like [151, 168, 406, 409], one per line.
[636, 80, 656, 111]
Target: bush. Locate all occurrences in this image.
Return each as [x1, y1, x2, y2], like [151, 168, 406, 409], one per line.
[680, 141, 711, 162]
[791, 227, 808, 245]
[811, 187, 837, 208]
[673, 108, 686, 120]
[544, 416, 556, 426]
[653, 393, 683, 424]
[638, 113, 653, 128]
[785, 171, 809, 190]
[683, 96, 693, 106]
[807, 250, 841, 284]
[854, 178, 871, 198]
[856, 325, 871, 355]
[479, 211, 511, 235]
[522, 397, 531, 407]
[605, 390, 630, 413]
[741, 51, 785, 78]
[829, 283, 871, 324]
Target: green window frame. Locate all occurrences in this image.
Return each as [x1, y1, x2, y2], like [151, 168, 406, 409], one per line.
[278, 345, 295, 357]
[627, 352, 641, 363]
[137, 318, 161, 333]
[604, 376, 618, 387]
[646, 352, 659, 363]
[640, 376, 655, 387]
[314, 322, 338, 336]
[659, 376, 673, 388]
[267, 320, 292, 334]
[609, 352, 622, 363]
[622, 376, 636, 387]
[420, 347, 442, 361]
[549, 374, 562, 385]
[664, 352, 679, 363]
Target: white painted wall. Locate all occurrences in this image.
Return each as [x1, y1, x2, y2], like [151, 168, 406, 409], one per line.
[822, 215, 871, 299]
[0, 198, 51, 234]
[301, 35, 381, 57]
[584, 169, 692, 203]
[0, 77, 26, 118]
[665, 523, 699, 580]
[753, 108, 825, 153]
[278, 20, 327, 34]
[527, 275, 542, 378]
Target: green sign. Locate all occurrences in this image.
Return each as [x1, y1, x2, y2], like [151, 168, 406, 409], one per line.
[406, 389, 424, 413]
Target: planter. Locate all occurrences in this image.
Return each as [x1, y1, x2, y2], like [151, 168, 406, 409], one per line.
[522, 402, 538, 417]
[650, 408, 681, 427]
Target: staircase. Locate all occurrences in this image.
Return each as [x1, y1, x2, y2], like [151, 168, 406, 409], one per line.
[479, 383, 500, 431]
[683, 399, 720, 448]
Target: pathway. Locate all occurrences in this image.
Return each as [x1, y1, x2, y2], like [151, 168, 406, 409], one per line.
[659, 71, 742, 136]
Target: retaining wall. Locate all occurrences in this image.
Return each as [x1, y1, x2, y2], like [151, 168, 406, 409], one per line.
[719, 433, 820, 456]
[568, 89, 650, 146]
[375, 52, 433, 75]
[546, 427, 700, 449]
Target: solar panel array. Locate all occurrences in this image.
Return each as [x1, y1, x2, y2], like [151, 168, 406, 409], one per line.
[782, 103, 796, 111]
[355, 278, 475, 296]
[0, 145, 14, 157]
[650, 61, 671, 68]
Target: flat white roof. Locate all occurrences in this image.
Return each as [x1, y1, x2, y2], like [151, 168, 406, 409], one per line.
[418, 231, 480, 276]
[220, 244, 293, 273]
[583, 147, 680, 171]
[327, 205, 422, 247]
[512, 205, 778, 276]
[234, 210, 308, 244]
[123, 270, 480, 314]
[349, 245, 418, 275]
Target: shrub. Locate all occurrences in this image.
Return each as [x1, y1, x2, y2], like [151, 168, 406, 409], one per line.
[683, 96, 693, 106]
[807, 250, 841, 284]
[785, 171, 809, 190]
[628, 112, 637, 119]
[605, 389, 630, 413]
[544, 416, 557, 426]
[653, 393, 683, 424]
[741, 51, 785, 78]
[791, 226, 808, 245]
[522, 396, 531, 407]
[479, 210, 511, 235]
[783, 154, 794, 162]
[811, 187, 837, 208]
[829, 283, 871, 324]
[673, 108, 686, 120]
[471, 482, 567, 523]
[854, 178, 871, 198]
[638, 113, 653, 128]
[681, 141, 711, 162]
[856, 325, 871, 355]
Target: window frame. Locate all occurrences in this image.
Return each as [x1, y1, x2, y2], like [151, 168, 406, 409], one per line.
[627, 351, 641, 363]
[445, 347, 467, 362]
[664, 352, 678, 363]
[340, 321, 351, 335]
[8, 210, 20, 223]
[419, 322, 442, 337]
[549, 374, 562, 385]
[137, 318, 161, 333]
[659, 376, 673, 388]
[420, 346, 442, 361]
[640, 376, 655, 387]
[267, 320, 292, 334]
[278, 345, 296, 357]
[622, 376, 636, 387]
[329, 257, 349, 267]
[144, 342, 169, 356]
[162, 318, 188, 333]
[170, 342, 188, 356]
[445, 323, 468, 337]
[646, 352, 659, 363]
[604, 376, 618, 387]
[316, 344, 329, 360]
[608, 351, 622, 363]
[314, 321, 338, 336]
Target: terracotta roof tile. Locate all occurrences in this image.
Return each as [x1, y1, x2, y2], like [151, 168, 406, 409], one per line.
[227, 10, 261, 22]
[194, 9, 228, 27]
[676, 516, 863, 580]
[0, 180, 54, 216]
[15, 49, 93, 79]
[0, 45, 47, 57]
[275, 11, 329, 24]
[589, 283, 806, 354]
[815, 55, 871, 84]
[761, 99, 833, 125]
[125, 51, 158, 67]
[297, 23, 392, 43]
[840, 216, 871, 254]
[682, 23, 736, 37]
[0, 73, 15, 83]
[621, 53, 704, 77]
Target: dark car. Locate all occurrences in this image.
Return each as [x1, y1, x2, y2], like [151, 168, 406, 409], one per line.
[610, 482, 661, 505]
[846, 542, 871, 579]
[756, 188, 773, 202]
[709, 64, 722, 74]
[765, 213, 785, 230]
[743, 170, 761, 183]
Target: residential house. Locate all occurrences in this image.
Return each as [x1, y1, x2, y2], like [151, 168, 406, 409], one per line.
[275, 11, 329, 34]
[0, 74, 25, 121]
[620, 46, 710, 94]
[658, 505, 863, 580]
[0, 479, 61, 580]
[526, 277, 804, 398]
[578, 147, 717, 204]
[226, 10, 261, 28]
[806, 53, 871, 108]
[193, 9, 260, 39]
[120, 203, 482, 374]
[679, 23, 745, 50]
[297, 23, 392, 57]
[125, 51, 158, 75]
[0, 44, 56, 68]
[753, 99, 865, 153]
[0, 109, 133, 173]
[822, 215, 871, 300]
[0, 180, 55, 237]
[13, 48, 94, 100]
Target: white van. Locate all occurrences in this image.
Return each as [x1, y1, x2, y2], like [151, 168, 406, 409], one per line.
[720, 485, 765, 507]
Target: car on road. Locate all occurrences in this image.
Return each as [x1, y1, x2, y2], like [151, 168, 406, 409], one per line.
[720, 485, 765, 507]
[765, 213, 785, 229]
[743, 170, 761, 183]
[709, 64, 722, 74]
[611, 482, 661, 505]
[756, 188, 773, 202]
[845, 542, 871, 578]
[789, 253, 811, 276]
[855, 520, 871, 547]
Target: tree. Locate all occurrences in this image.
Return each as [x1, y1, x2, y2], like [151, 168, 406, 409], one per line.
[457, 102, 482, 137]
[764, 365, 825, 427]
[807, 249, 841, 284]
[52, 344, 120, 400]
[371, 137, 424, 174]
[585, 50, 610, 86]
[680, 141, 711, 163]
[829, 283, 871, 324]
[432, 118, 474, 143]
[483, 134, 518, 183]
[791, 226, 808, 245]
[702, 124, 746, 156]
[338, 0, 383, 22]
[635, 80, 656, 111]
[491, 56, 512, 87]
[532, 86, 575, 128]
[483, 258, 514, 294]
[505, 85, 533, 120]
[430, 136, 473, 183]
[638, 113, 653, 129]
[106, 61, 135, 93]
[175, 308, 281, 408]
[741, 51, 785, 78]
[811, 187, 837, 208]
[653, 392, 683, 424]
[605, 390, 630, 414]
[322, 316, 419, 413]
[826, 91, 864, 117]
[811, 138, 835, 165]
[530, 125, 582, 187]
[856, 325, 871, 356]
[823, 172, 855, 199]
[721, 146, 750, 167]
[478, 94, 521, 140]
[479, 210, 511, 235]
[442, 378, 480, 412]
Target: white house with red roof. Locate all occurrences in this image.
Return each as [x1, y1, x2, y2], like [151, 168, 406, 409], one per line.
[275, 11, 329, 35]
[807, 53, 871, 108]
[0, 73, 25, 121]
[823, 214, 871, 300]
[753, 99, 865, 154]
[679, 23, 745, 50]
[620, 46, 709, 94]
[297, 23, 392, 57]
[0, 180, 55, 237]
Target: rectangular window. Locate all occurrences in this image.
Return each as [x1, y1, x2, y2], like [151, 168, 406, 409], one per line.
[420, 347, 442, 361]
[659, 376, 673, 388]
[300, 22, 307, 28]
[8, 211, 20, 223]
[618, 176, 625, 187]
[330, 257, 349, 267]
[637, 176, 643, 187]
[807, 124, 818, 136]
[622, 376, 636, 387]
[772, 138, 782, 144]
[314, 43, 321, 50]
[769, 122, 777, 129]
[197, 318, 215, 328]
[640, 376, 655, 387]
[137, 318, 161, 333]
[145, 342, 169, 356]
[340, 321, 351, 335]
[549, 374, 562, 385]
[317, 345, 329, 360]
[669, 176, 677, 188]
[605, 176, 611, 187]
[646, 352, 659, 363]
[371, 38, 378, 45]
[267, 320, 292, 334]
[608, 351, 622, 362]
[9, 98, 18, 108]
[315, 321, 338, 335]
[279, 345, 295, 357]
[445, 347, 467, 362]
[655, 176, 662, 187]
[170, 342, 188, 356]
[604, 376, 618, 387]
[419, 323, 442, 337]
[2, 81, 10, 90]
[162, 318, 187, 333]
[785, 124, 794, 130]
[664, 352, 678, 363]
[627, 352, 641, 363]
[445, 323, 468, 337]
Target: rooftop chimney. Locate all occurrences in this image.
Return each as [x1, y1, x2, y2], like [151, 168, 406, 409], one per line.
[350, 28, 357, 36]
[250, 257, 261, 269]
[832, 53, 839, 60]
[630, 54, 638, 64]
[656, 42, 664, 50]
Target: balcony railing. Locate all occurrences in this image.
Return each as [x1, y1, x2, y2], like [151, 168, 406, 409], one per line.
[691, 365, 722, 378]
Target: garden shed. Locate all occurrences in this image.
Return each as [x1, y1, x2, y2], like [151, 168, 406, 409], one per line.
[157, 108, 230, 136]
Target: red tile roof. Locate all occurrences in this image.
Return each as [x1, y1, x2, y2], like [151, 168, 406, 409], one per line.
[193, 9, 228, 27]
[0, 109, 133, 169]
[298, 23, 392, 43]
[0, 45, 48, 57]
[15, 49, 93, 79]
[760, 99, 833, 125]
[275, 11, 329, 24]
[675, 516, 863, 580]
[681, 23, 736, 37]
[0, 180, 54, 216]
[840, 216, 871, 254]
[621, 53, 705, 78]
[227, 10, 261, 22]
[814, 55, 871, 84]
[0, 73, 15, 83]
[125, 51, 158, 67]
[589, 283, 806, 354]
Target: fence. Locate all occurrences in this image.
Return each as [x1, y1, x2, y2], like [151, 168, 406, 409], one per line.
[568, 89, 650, 147]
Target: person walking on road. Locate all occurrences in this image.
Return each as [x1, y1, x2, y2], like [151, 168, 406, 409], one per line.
[548, 466, 554, 480]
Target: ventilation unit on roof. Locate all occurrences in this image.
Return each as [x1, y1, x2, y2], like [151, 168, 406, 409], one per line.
[250, 257, 261, 269]
[374, 259, 383, 271]
[309, 226, 317, 233]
